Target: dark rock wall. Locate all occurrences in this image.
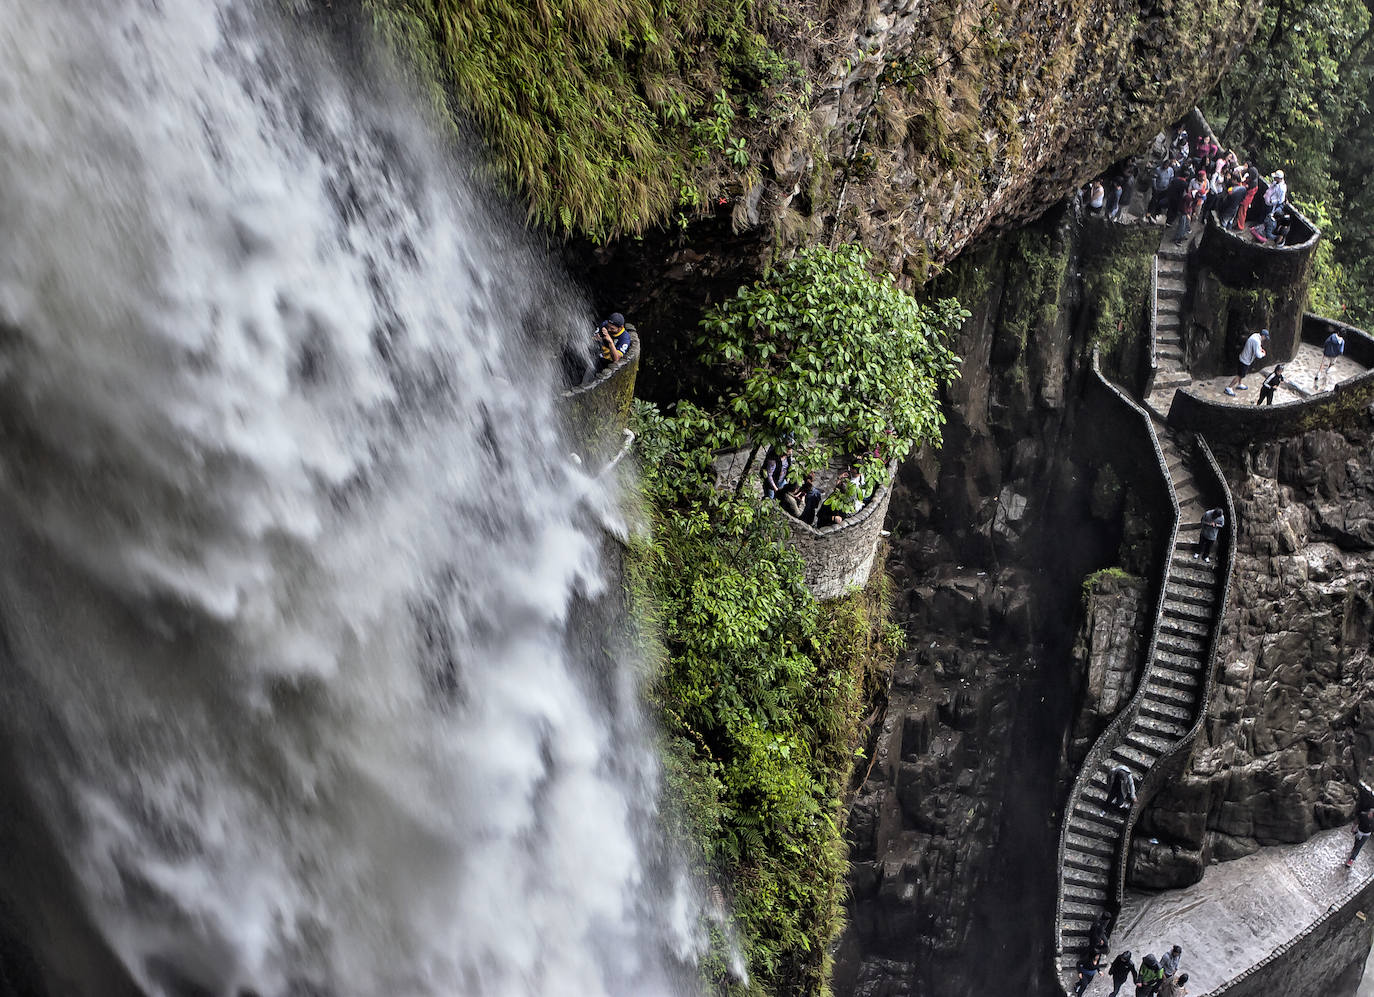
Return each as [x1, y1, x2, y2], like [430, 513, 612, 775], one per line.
[1131, 419, 1374, 887]
[833, 213, 1142, 997]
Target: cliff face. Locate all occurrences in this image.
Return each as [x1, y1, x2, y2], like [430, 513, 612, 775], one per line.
[569, 0, 1258, 397]
[1131, 423, 1374, 887]
[832, 213, 1140, 996]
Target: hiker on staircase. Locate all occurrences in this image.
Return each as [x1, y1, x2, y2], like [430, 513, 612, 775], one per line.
[1194, 508, 1225, 563]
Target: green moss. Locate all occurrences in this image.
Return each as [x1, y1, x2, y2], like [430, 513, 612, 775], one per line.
[1081, 565, 1140, 601]
[1080, 226, 1157, 369]
[359, 0, 809, 238]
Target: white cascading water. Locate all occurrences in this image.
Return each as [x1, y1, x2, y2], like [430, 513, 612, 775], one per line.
[0, 2, 704, 994]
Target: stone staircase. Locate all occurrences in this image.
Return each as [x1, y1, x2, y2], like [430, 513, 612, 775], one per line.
[1055, 426, 1228, 977]
[1149, 240, 1192, 419]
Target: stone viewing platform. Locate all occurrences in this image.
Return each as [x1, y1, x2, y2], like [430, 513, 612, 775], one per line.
[561, 326, 640, 468]
[1112, 827, 1374, 996]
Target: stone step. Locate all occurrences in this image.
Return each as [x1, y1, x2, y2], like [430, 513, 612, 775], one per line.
[1111, 744, 1158, 769]
[1082, 785, 1110, 808]
[1064, 869, 1109, 894]
[1064, 850, 1113, 875]
[1152, 665, 1202, 692]
[1066, 831, 1116, 859]
[1162, 598, 1212, 623]
[1062, 899, 1109, 923]
[1069, 813, 1120, 843]
[1157, 648, 1205, 673]
[1175, 482, 1201, 505]
[1156, 314, 1182, 330]
[1158, 244, 1188, 261]
[1124, 727, 1175, 756]
[1159, 615, 1210, 641]
[1065, 885, 1110, 911]
[1157, 347, 1185, 365]
[1169, 558, 1217, 584]
[1151, 370, 1192, 392]
[1061, 917, 1095, 940]
[1145, 682, 1196, 709]
[1157, 630, 1207, 655]
[1158, 279, 1187, 297]
[1167, 579, 1215, 607]
[1073, 805, 1127, 835]
[1141, 696, 1194, 724]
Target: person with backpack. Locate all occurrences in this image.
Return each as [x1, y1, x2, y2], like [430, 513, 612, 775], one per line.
[1159, 972, 1190, 997]
[1107, 764, 1137, 809]
[1149, 161, 1175, 218]
[1075, 951, 1104, 996]
[1108, 951, 1138, 997]
[1173, 171, 1207, 245]
[1346, 806, 1374, 867]
[1318, 328, 1346, 390]
[1195, 508, 1225, 563]
[1256, 364, 1286, 406]
[1136, 952, 1164, 996]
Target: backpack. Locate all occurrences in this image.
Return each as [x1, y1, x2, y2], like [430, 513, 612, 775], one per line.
[1140, 955, 1162, 983]
[1325, 333, 1345, 357]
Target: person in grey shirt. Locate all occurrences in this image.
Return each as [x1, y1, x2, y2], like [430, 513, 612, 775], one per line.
[1160, 944, 1183, 982]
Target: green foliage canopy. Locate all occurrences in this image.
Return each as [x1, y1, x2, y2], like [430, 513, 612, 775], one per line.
[697, 244, 965, 484]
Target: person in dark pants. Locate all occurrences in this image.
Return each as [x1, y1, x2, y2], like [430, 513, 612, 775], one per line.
[1074, 951, 1103, 996]
[1136, 952, 1163, 996]
[1194, 508, 1225, 563]
[1089, 909, 1114, 953]
[1107, 765, 1137, 809]
[1108, 951, 1138, 997]
[1256, 364, 1285, 405]
[1347, 806, 1374, 867]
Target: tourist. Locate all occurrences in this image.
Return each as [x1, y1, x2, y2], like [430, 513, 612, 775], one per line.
[1195, 508, 1225, 563]
[1115, 167, 1137, 220]
[777, 481, 805, 518]
[1149, 161, 1175, 218]
[1317, 327, 1346, 390]
[1252, 202, 1290, 244]
[1074, 951, 1103, 996]
[1265, 169, 1288, 212]
[1136, 952, 1163, 996]
[818, 470, 864, 527]
[1163, 170, 1189, 227]
[1090, 180, 1106, 216]
[1158, 972, 1189, 997]
[1224, 328, 1269, 395]
[1173, 171, 1206, 245]
[1106, 179, 1123, 220]
[1108, 951, 1138, 997]
[1159, 945, 1183, 984]
[760, 444, 792, 499]
[1256, 363, 1285, 406]
[799, 471, 823, 525]
[1089, 910, 1114, 953]
[1107, 764, 1137, 810]
[1234, 171, 1259, 231]
[1218, 179, 1247, 229]
[594, 312, 631, 370]
[1346, 805, 1374, 867]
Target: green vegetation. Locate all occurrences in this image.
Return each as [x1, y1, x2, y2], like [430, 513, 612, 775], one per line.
[628, 400, 900, 995]
[1207, 0, 1374, 324]
[697, 244, 966, 486]
[360, 0, 810, 237]
[1080, 565, 1139, 602]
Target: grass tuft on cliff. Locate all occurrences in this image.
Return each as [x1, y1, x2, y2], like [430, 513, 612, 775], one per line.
[359, 0, 810, 238]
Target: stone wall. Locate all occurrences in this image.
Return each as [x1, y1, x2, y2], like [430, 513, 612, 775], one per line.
[787, 462, 898, 601]
[561, 327, 640, 468]
[1203, 875, 1374, 997]
[1167, 316, 1374, 445]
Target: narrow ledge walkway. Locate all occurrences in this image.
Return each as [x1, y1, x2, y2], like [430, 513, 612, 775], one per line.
[1111, 827, 1374, 995]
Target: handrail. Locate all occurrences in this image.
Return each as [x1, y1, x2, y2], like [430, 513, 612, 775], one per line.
[1150, 254, 1159, 372]
[1054, 351, 1179, 983]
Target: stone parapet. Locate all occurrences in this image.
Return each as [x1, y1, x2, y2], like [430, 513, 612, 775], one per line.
[561, 326, 640, 469]
[785, 461, 897, 601]
[1197, 211, 1318, 292]
[1166, 315, 1374, 444]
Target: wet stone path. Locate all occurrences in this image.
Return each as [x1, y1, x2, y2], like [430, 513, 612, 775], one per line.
[1108, 828, 1374, 995]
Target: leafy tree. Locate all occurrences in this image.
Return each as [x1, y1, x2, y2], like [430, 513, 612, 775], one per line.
[1207, 0, 1374, 322]
[696, 244, 966, 487]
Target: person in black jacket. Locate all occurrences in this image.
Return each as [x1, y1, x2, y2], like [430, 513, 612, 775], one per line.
[1074, 951, 1103, 996]
[1347, 806, 1374, 867]
[1256, 364, 1285, 406]
[1108, 950, 1138, 997]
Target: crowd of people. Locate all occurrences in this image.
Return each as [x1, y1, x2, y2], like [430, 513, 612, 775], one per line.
[762, 442, 879, 528]
[1075, 915, 1190, 997]
[1085, 124, 1297, 248]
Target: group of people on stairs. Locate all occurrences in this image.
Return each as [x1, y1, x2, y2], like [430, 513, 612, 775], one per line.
[1076, 914, 1189, 997]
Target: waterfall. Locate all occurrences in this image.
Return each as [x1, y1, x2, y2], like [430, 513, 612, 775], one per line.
[0, 2, 700, 994]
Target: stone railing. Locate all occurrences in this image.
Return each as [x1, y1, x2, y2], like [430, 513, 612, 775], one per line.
[1197, 210, 1319, 291]
[1054, 353, 1179, 982]
[712, 447, 897, 600]
[561, 326, 641, 469]
[785, 460, 898, 601]
[1166, 314, 1374, 444]
[1117, 433, 1234, 900]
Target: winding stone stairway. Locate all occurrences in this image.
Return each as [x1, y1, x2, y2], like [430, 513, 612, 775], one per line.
[1152, 241, 1191, 399]
[1055, 424, 1231, 979]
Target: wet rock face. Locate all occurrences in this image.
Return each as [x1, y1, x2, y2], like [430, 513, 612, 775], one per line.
[1070, 572, 1149, 764]
[1132, 421, 1374, 888]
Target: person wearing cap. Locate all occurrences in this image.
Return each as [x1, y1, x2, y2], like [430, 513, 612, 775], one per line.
[1225, 328, 1269, 395]
[1318, 327, 1346, 390]
[595, 312, 631, 370]
[1265, 169, 1288, 210]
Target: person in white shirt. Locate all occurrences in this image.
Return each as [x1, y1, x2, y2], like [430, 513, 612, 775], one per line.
[1225, 329, 1269, 395]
